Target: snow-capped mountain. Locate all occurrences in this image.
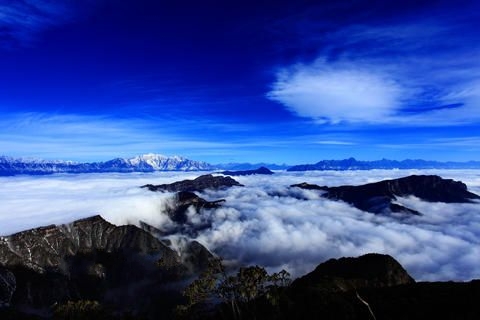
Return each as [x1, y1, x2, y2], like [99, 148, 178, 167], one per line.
[0, 154, 213, 175]
[126, 153, 211, 171]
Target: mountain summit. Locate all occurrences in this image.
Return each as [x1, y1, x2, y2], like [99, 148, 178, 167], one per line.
[124, 153, 212, 171]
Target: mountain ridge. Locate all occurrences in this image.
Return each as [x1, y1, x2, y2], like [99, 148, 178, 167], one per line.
[0, 154, 213, 175]
[288, 157, 480, 171]
[292, 174, 480, 215]
[3, 155, 480, 176]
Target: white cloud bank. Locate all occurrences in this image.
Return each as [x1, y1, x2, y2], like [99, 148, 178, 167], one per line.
[1, 170, 480, 281]
[267, 62, 403, 124]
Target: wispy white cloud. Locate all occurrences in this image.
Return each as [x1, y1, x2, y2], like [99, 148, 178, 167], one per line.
[315, 140, 355, 145]
[0, 112, 238, 161]
[377, 136, 480, 150]
[267, 61, 403, 124]
[0, 0, 78, 47]
[1, 112, 328, 162]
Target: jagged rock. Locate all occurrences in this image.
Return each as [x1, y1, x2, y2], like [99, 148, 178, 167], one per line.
[221, 166, 274, 176]
[0, 216, 184, 314]
[141, 174, 243, 192]
[0, 215, 176, 273]
[292, 175, 480, 215]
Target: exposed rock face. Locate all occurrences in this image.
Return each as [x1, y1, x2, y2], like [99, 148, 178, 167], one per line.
[221, 166, 274, 176]
[292, 175, 480, 215]
[0, 216, 193, 316]
[0, 216, 176, 272]
[292, 253, 414, 292]
[142, 174, 243, 192]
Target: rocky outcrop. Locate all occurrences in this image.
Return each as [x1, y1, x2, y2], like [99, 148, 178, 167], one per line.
[292, 175, 480, 215]
[221, 167, 274, 176]
[0, 216, 204, 316]
[292, 253, 414, 293]
[0, 215, 177, 272]
[197, 253, 480, 320]
[142, 174, 243, 192]
[277, 254, 479, 320]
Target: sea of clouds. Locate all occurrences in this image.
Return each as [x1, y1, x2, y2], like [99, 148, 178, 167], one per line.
[1, 169, 479, 281]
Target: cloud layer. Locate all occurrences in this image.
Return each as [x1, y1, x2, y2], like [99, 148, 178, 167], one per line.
[1, 170, 479, 281]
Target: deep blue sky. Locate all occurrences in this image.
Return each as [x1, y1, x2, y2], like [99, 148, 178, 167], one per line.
[1, 0, 479, 163]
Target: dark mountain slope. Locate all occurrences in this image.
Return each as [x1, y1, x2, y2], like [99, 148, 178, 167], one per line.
[288, 157, 480, 171]
[292, 253, 414, 292]
[292, 175, 480, 215]
[142, 174, 243, 192]
[202, 254, 480, 320]
[221, 167, 274, 176]
[0, 216, 209, 317]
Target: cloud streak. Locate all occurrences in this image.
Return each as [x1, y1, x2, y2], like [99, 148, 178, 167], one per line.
[0, 111, 379, 163]
[0, 0, 80, 47]
[1, 170, 479, 282]
[0, 112, 288, 162]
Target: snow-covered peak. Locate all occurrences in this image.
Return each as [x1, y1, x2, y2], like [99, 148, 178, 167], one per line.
[126, 153, 190, 170]
[128, 153, 166, 165]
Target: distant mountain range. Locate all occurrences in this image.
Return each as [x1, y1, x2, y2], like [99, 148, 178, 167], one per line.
[214, 162, 290, 170]
[0, 153, 213, 175]
[288, 157, 480, 171]
[2, 155, 480, 176]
